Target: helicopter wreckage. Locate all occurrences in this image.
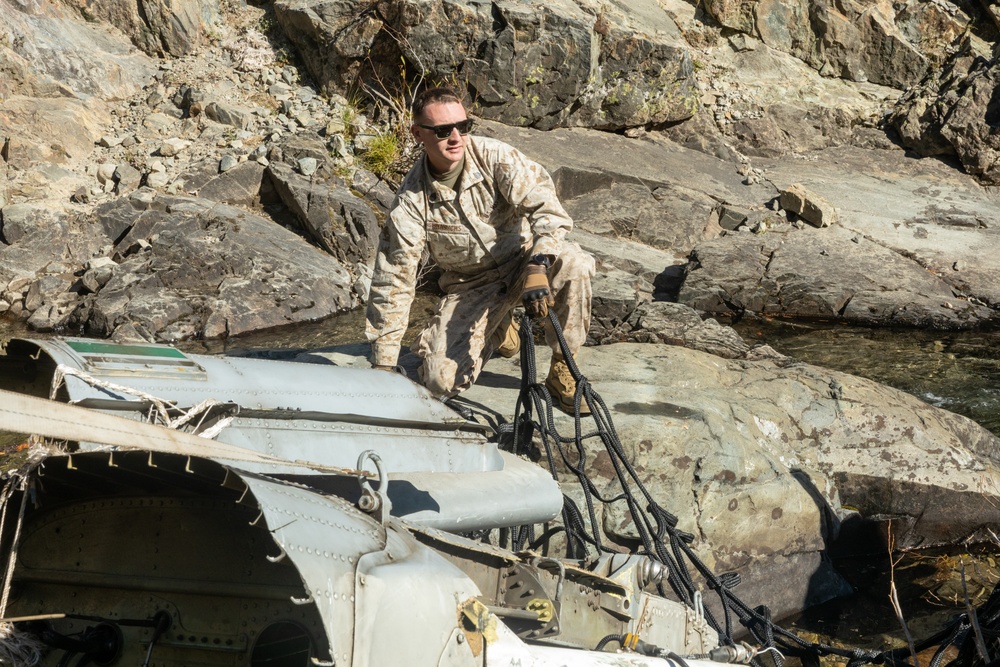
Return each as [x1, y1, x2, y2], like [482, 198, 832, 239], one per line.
[0, 336, 743, 667]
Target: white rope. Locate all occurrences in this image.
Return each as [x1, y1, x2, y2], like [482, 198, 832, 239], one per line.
[166, 398, 225, 430]
[198, 417, 235, 440]
[52, 364, 172, 423]
[0, 473, 32, 617]
[51, 364, 232, 440]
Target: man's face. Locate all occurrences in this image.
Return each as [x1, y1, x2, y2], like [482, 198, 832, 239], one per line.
[411, 101, 468, 174]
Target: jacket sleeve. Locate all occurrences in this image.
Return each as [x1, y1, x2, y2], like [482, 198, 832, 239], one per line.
[493, 144, 572, 260]
[365, 196, 425, 366]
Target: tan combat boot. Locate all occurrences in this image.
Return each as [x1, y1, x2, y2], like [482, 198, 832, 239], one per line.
[490, 310, 521, 358]
[545, 355, 591, 416]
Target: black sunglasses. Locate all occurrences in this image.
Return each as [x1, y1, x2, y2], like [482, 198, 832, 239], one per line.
[416, 119, 475, 139]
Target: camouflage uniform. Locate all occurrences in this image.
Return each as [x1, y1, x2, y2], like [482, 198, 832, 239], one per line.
[366, 135, 595, 397]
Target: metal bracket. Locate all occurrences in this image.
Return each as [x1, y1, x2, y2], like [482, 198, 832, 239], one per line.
[499, 562, 562, 639]
[356, 450, 391, 525]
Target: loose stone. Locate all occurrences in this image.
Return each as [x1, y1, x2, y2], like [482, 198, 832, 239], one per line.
[298, 157, 318, 176]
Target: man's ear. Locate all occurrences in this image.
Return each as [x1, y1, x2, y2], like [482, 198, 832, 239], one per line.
[410, 125, 421, 144]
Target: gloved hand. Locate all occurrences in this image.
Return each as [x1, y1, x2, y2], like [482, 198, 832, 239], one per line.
[522, 260, 554, 319]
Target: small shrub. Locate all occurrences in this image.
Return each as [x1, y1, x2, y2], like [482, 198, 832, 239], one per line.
[361, 132, 401, 177]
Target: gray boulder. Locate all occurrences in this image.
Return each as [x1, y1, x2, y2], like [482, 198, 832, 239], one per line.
[701, 0, 964, 88]
[273, 0, 699, 131]
[564, 181, 722, 257]
[588, 263, 653, 345]
[479, 120, 774, 226]
[679, 226, 995, 328]
[87, 194, 355, 341]
[757, 144, 1000, 314]
[77, 0, 222, 57]
[196, 161, 267, 208]
[604, 301, 750, 358]
[0, 2, 156, 100]
[351, 168, 398, 214]
[889, 39, 1000, 185]
[81, 258, 118, 294]
[205, 101, 254, 131]
[266, 162, 381, 269]
[0, 205, 105, 298]
[0, 203, 64, 245]
[569, 228, 681, 294]
[114, 164, 143, 196]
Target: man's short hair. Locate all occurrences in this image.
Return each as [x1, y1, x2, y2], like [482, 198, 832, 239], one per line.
[412, 87, 465, 120]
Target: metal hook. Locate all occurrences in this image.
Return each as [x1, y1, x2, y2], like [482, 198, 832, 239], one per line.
[266, 546, 287, 563]
[355, 450, 391, 524]
[356, 450, 389, 496]
[532, 556, 567, 603]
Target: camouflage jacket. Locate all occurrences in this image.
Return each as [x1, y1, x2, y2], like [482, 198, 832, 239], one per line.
[365, 135, 573, 366]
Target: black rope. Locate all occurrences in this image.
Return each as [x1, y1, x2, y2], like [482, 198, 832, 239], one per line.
[499, 311, 1000, 667]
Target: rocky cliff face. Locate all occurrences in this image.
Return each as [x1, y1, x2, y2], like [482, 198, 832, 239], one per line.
[274, 0, 700, 131]
[2, 0, 999, 336]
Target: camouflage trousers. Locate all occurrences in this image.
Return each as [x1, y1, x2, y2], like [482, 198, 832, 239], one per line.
[414, 242, 595, 397]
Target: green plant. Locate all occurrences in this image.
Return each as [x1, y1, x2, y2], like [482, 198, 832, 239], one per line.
[361, 132, 402, 177]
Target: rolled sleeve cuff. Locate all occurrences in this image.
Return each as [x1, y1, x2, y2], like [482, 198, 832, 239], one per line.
[531, 235, 562, 260]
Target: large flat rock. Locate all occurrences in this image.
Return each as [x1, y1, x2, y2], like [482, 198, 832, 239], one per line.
[759, 146, 1000, 309]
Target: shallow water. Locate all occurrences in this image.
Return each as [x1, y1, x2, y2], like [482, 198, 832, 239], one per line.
[726, 319, 1000, 658]
[733, 319, 1000, 437]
